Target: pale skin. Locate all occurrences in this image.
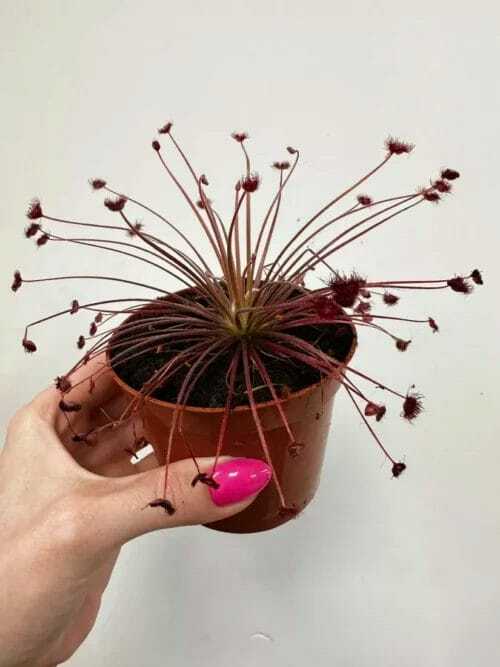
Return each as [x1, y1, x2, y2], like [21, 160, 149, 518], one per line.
[0, 357, 255, 666]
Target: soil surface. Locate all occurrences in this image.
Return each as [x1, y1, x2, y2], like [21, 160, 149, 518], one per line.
[110, 297, 355, 408]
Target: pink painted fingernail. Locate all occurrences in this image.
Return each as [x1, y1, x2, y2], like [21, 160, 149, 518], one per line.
[209, 458, 272, 507]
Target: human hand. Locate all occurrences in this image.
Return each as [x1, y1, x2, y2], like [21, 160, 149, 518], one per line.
[0, 357, 271, 666]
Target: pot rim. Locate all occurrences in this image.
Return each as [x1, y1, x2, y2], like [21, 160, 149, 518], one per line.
[106, 296, 358, 415]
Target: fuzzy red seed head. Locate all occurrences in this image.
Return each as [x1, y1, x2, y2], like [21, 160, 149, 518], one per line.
[286, 146, 298, 155]
[89, 321, 97, 336]
[470, 269, 483, 285]
[90, 178, 107, 190]
[328, 271, 366, 308]
[26, 199, 43, 219]
[357, 194, 373, 206]
[241, 173, 260, 193]
[421, 189, 441, 203]
[104, 196, 127, 212]
[383, 292, 399, 306]
[392, 462, 407, 478]
[364, 402, 378, 417]
[272, 161, 291, 171]
[231, 132, 248, 143]
[77, 335, 85, 349]
[312, 295, 344, 320]
[36, 233, 49, 247]
[365, 402, 387, 421]
[59, 399, 82, 413]
[402, 392, 423, 421]
[385, 137, 414, 155]
[152, 140, 161, 152]
[22, 338, 37, 353]
[25, 223, 41, 238]
[55, 375, 72, 393]
[396, 338, 411, 352]
[200, 174, 209, 186]
[447, 276, 472, 294]
[441, 168, 460, 181]
[70, 299, 79, 314]
[354, 300, 371, 314]
[433, 179, 452, 193]
[94, 312, 103, 323]
[11, 270, 22, 292]
[428, 317, 439, 333]
[158, 122, 173, 134]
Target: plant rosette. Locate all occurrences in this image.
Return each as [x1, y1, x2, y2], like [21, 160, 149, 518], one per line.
[12, 125, 482, 534]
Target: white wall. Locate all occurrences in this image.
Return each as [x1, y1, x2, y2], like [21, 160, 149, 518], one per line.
[1, 1, 499, 665]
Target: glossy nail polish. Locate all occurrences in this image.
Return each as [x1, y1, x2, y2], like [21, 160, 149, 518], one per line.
[209, 458, 272, 507]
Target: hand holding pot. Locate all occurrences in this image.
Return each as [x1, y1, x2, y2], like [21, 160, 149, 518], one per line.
[0, 356, 270, 667]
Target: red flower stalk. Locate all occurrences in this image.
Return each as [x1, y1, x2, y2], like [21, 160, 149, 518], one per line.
[12, 124, 483, 516]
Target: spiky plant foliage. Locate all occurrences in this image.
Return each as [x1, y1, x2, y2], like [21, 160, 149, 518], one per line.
[12, 124, 482, 515]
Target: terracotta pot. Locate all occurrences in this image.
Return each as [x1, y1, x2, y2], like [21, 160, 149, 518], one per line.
[108, 298, 356, 534]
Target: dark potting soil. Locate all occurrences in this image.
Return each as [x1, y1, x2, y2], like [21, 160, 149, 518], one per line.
[110, 300, 355, 408]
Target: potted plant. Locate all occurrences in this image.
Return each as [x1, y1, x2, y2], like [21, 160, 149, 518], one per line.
[12, 125, 483, 533]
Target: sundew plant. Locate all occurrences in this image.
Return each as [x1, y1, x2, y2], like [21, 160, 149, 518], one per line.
[12, 123, 483, 516]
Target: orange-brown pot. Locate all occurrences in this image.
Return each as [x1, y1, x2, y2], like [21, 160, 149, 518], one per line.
[108, 301, 356, 534]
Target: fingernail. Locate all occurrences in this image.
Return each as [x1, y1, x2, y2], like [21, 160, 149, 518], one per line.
[209, 458, 272, 507]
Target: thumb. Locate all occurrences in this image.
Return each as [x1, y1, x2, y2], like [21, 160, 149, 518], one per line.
[97, 456, 272, 545]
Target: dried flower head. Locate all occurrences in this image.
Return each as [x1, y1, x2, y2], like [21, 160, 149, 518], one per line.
[241, 173, 260, 193]
[357, 194, 373, 206]
[383, 292, 399, 306]
[470, 269, 483, 285]
[25, 223, 41, 238]
[447, 276, 472, 294]
[36, 233, 50, 247]
[26, 199, 43, 219]
[22, 337, 37, 353]
[392, 462, 406, 478]
[90, 178, 107, 190]
[402, 392, 424, 421]
[158, 122, 173, 134]
[328, 271, 366, 308]
[11, 270, 22, 292]
[272, 161, 291, 171]
[231, 132, 248, 143]
[441, 168, 460, 181]
[55, 375, 72, 393]
[395, 338, 411, 352]
[104, 196, 127, 212]
[428, 317, 439, 333]
[385, 137, 414, 155]
[59, 399, 82, 413]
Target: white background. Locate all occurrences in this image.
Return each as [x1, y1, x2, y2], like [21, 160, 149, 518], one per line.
[1, 1, 499, 666]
